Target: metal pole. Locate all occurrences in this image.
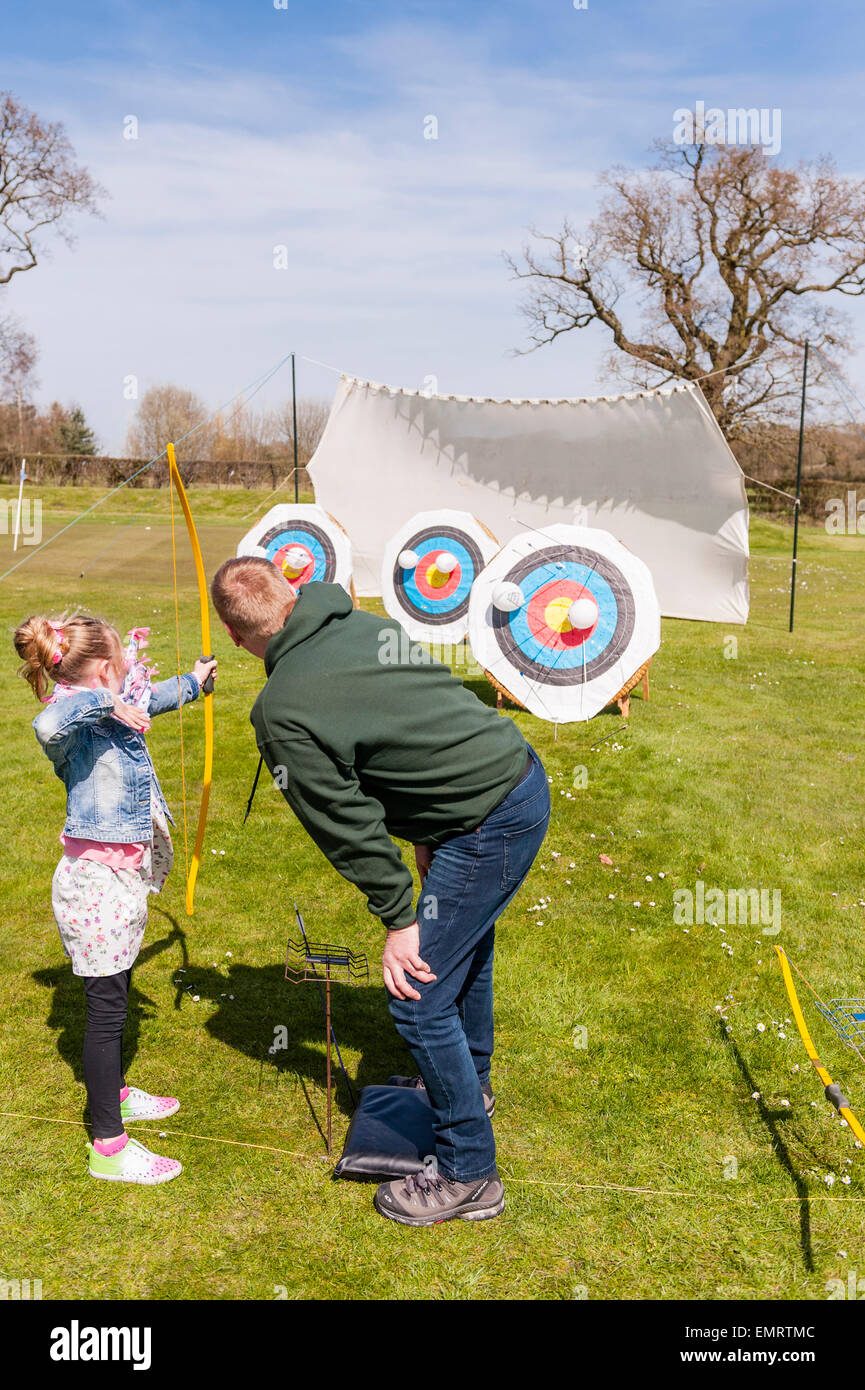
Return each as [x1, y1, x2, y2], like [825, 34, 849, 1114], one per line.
[325, 966, 332, 1156]
[291, 352, 299, 503]
[788, 341, 809, 633]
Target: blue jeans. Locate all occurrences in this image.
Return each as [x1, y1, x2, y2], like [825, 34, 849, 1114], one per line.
[388, 746, 550, 1181]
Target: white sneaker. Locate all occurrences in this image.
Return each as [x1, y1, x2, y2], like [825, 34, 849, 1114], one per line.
[87, 1136, 182, 1185]
[120, 1085, 180, 1122]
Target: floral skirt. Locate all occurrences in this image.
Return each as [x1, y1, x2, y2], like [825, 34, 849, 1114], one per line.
[51, 813, 173, 978]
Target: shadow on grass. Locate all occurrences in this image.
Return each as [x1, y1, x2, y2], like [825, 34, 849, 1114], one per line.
[31, 912, 188, 1128]
[33, 905, 414, 1147]
[195, 958, 407, 1125]
[719, 1019, 816, 1272]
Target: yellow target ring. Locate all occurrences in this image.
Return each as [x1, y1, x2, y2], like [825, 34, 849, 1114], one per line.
[425, 562, 450, 589]
[544, 594, 575, 633]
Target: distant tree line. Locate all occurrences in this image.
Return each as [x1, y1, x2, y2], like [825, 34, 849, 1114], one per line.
[124, 384, 330, 470]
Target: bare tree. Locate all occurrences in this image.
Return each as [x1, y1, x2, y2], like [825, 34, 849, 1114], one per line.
[508, 133, 865, 436]
[208, 404, 274, 463]
[0, 311, 38, 450]
[0, 311, 37, 396]
[271, 396, 330, 463]
[125, 384, 207, 466]
[0, 92, 105, 285]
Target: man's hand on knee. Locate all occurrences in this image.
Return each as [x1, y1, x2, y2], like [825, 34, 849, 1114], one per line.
[382, 921, 437, 1000]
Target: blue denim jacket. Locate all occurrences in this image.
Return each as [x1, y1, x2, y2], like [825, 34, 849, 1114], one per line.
[32, 674, 200, 843]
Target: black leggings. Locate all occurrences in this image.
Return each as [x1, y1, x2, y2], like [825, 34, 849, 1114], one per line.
[83, 969, 130, 1138]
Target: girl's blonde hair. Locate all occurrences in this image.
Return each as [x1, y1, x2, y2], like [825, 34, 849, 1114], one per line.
[211, 556, 297, 642]
[13, 612, 123, 702]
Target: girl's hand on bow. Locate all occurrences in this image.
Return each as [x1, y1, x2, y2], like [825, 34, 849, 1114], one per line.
[112, 696, 151, 732]
[194, 657, 217, 690]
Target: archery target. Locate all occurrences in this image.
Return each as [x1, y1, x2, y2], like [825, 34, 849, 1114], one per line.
[381, 510, 499, 644]
[237, 504, 353, 594]
[468, 525, 660, 723]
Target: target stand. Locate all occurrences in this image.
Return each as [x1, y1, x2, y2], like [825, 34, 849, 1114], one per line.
[381, 510, 499, 645]
[237, 503, 356, 601]
[469, 524, 661, 725]
[284, 906, 368, 1156]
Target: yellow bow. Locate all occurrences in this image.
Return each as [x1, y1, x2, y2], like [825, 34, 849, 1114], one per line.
[775, 946, 865, 1147]
[167, 441, 214, 915]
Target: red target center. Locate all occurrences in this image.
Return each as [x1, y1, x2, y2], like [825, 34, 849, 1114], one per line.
[526, 580, 598, 649]
[412, 550, 463, 602]
[274, 542, 315, 585]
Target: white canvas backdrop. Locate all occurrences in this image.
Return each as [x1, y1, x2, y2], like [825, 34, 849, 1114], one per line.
[308, 376, 750, 623]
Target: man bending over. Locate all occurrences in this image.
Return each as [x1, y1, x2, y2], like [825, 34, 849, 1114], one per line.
[211, 558, 550, 1226]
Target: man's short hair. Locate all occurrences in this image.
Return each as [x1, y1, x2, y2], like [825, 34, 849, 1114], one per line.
[211, 556, 297, 642]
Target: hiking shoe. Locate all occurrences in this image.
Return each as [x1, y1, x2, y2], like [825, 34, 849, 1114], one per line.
[87, 1136, 182, 1185]
[387, 1074, 496, 1117]
[120, 1085, 180, 1123]
[374, 1169, 504, 1226]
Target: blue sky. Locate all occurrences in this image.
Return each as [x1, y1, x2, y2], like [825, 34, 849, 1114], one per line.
[3, 0, 864, 452]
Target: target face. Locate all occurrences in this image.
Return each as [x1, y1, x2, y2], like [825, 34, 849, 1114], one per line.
[381, 510, 499, 644]
[469, 525, 660, 723]
[237, 504, 353, 594]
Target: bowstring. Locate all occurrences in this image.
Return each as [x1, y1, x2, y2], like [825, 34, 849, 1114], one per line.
[169, 473, 190, 891]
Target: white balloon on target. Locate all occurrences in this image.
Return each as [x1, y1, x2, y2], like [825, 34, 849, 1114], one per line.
[568, 596, 598, 629]
[283, 546, 310, 574]
[491, 581, 525, 613]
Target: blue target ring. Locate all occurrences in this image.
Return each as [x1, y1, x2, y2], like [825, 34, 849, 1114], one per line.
[394, 525, 484, 627]
[493, 545, 636, 685]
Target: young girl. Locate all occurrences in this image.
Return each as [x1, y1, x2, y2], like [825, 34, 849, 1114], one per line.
[14, 612, 216, 1185]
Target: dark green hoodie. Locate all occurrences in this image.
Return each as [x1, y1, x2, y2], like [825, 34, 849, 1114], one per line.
[250, 583, 528, 928]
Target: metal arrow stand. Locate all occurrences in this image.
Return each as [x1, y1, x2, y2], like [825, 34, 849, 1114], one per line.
[284, 904, 368, 1155]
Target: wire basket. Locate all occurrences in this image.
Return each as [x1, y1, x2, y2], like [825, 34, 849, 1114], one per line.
[814, 998, 865, 1050]
[284, 936, 369, 985]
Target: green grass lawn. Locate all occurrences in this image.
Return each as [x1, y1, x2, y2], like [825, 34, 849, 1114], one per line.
[1, 487, 864, 1300]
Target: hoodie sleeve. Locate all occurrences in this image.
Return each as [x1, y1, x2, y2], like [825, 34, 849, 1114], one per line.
[257, 730, 416, 929]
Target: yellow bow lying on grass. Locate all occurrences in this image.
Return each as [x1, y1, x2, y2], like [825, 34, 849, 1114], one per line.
[167, 441, 215, 916]
[775, 945, 865, 1146]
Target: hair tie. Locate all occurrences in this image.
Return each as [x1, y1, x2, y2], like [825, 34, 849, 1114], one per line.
[48, 621, 65, 665]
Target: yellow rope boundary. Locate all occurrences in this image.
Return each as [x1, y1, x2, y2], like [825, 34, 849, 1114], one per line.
[1, 1111, 863, 1203]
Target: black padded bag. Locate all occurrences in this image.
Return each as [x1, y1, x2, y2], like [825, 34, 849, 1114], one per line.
[333, 1084, 436, 1180]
